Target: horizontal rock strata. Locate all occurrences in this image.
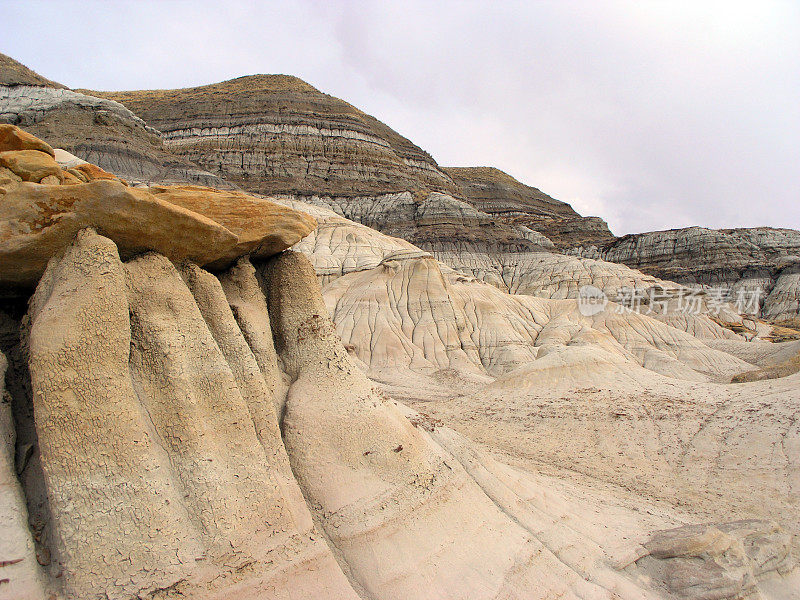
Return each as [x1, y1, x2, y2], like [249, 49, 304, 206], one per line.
[575, 226, 800, 321]
[90, 75, 459, 197]
[445, 166, 615, 249]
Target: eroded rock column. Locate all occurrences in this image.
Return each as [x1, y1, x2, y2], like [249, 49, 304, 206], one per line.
[25, 230, 201, 600]
[262, 251, 610, 600]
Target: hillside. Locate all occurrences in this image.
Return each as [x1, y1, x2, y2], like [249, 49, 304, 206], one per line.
[88, 75, 460, 197]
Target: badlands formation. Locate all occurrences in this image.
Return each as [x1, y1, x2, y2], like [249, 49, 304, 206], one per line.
[0, 55, 799, 600]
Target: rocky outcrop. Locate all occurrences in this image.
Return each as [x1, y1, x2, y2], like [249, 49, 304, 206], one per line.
[763, 263, 800, 322]
[90, 75, 459, 197]
[300, 190, 553, 260]
[0, 53, 231, 188]
[2, 217, 796, 598]
[0, 127, 315, 289]
[18, 230, 358, 599]
[0, 350, 46, 600]
[575, 226, 800, 321]
[88, 75, 621, 266]
[0, 179, 236, 287]
[1, 64, 799, 600]
[0, 124, 56, 156]
[636, 520, 795, 599]
[284, 200, 751, 385]
[145, 185, 316, 266]
[0, 85, 230, 188]
[6, 53, 799, 330]
[445, 166, 615, 249]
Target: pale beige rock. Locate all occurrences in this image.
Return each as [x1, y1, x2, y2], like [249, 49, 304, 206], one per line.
[217, 257, 285, 414]
[263, 251, 625, 600]
[125, 252, 359, 599]
[0, 351, 47, 600]
[179, 262, 308, 527]
[52, 148, 87, 169]
[637, 521, 795, 599]
[25, 229, 202, 599]
[0, 179, 238, 286]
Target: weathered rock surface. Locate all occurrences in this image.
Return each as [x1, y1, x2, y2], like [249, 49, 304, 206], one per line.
[575, 226, 800, 321]
[0, 179, 237, 287]
[289, 200, 749, 380]
[0, 149, 63, 183]
[263, 251, 650, 600]
[146, 184, 316, 265]
[1, 57, 799, 600]
[0, 124, 55, 156]
[445, 166, 615, 249]
[0, 350, 46, 600]
[18, 230, 359, 600]
[300, 190, 552, 262]
[636, 520, 795, 599]
[25, 231, 202, 598]
[0, 85, 230, 188]
[1, 214, 798, 599]
[763, 263, 800, 322]
[89, 75, 459, 197]
[0, 130, 317, 289]
[5, 53, 799, 329]
[89, 75, 624, 267]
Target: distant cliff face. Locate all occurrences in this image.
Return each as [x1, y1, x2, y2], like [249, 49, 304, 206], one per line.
[92, 78, 575, 259]
[90, 75, 460, 197]
[445, 166, 616, 249]
[0, 53, 230, 188]
[573, 227, 800, 321]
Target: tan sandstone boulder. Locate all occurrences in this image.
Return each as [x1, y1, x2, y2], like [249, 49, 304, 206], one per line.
[70, 162, 118, 182]
[0, 128, 319, 289]
[0, 149, 63, 183]
[0, 124, 55, 157]
[147, 184, 317, 265]
[0, 179, 239, 286]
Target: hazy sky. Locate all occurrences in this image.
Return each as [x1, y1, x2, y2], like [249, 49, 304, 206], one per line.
[3, 0, 799, 235]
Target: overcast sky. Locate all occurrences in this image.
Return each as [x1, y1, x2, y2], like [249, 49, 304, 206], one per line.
[3, 0, 799, 235]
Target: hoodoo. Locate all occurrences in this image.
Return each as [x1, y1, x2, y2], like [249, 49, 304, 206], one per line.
[0, 49, 798, 600]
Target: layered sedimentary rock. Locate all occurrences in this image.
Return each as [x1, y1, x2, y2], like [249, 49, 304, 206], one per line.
[12, 225, 793, 599]
[0, 53, 231, 187]
[445, 166, 615, 249]
[88, 75, 623, 268]
[301, 191, 553, 262]
[575, 227, 800, 321]
[0, 130, 800, 600]
[1, 78, 800, 600]
[89, 76, 562, 265]
[290, 200, 748, 374]
[90, 75, 459, 197]
[6, 53, 800, 328]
